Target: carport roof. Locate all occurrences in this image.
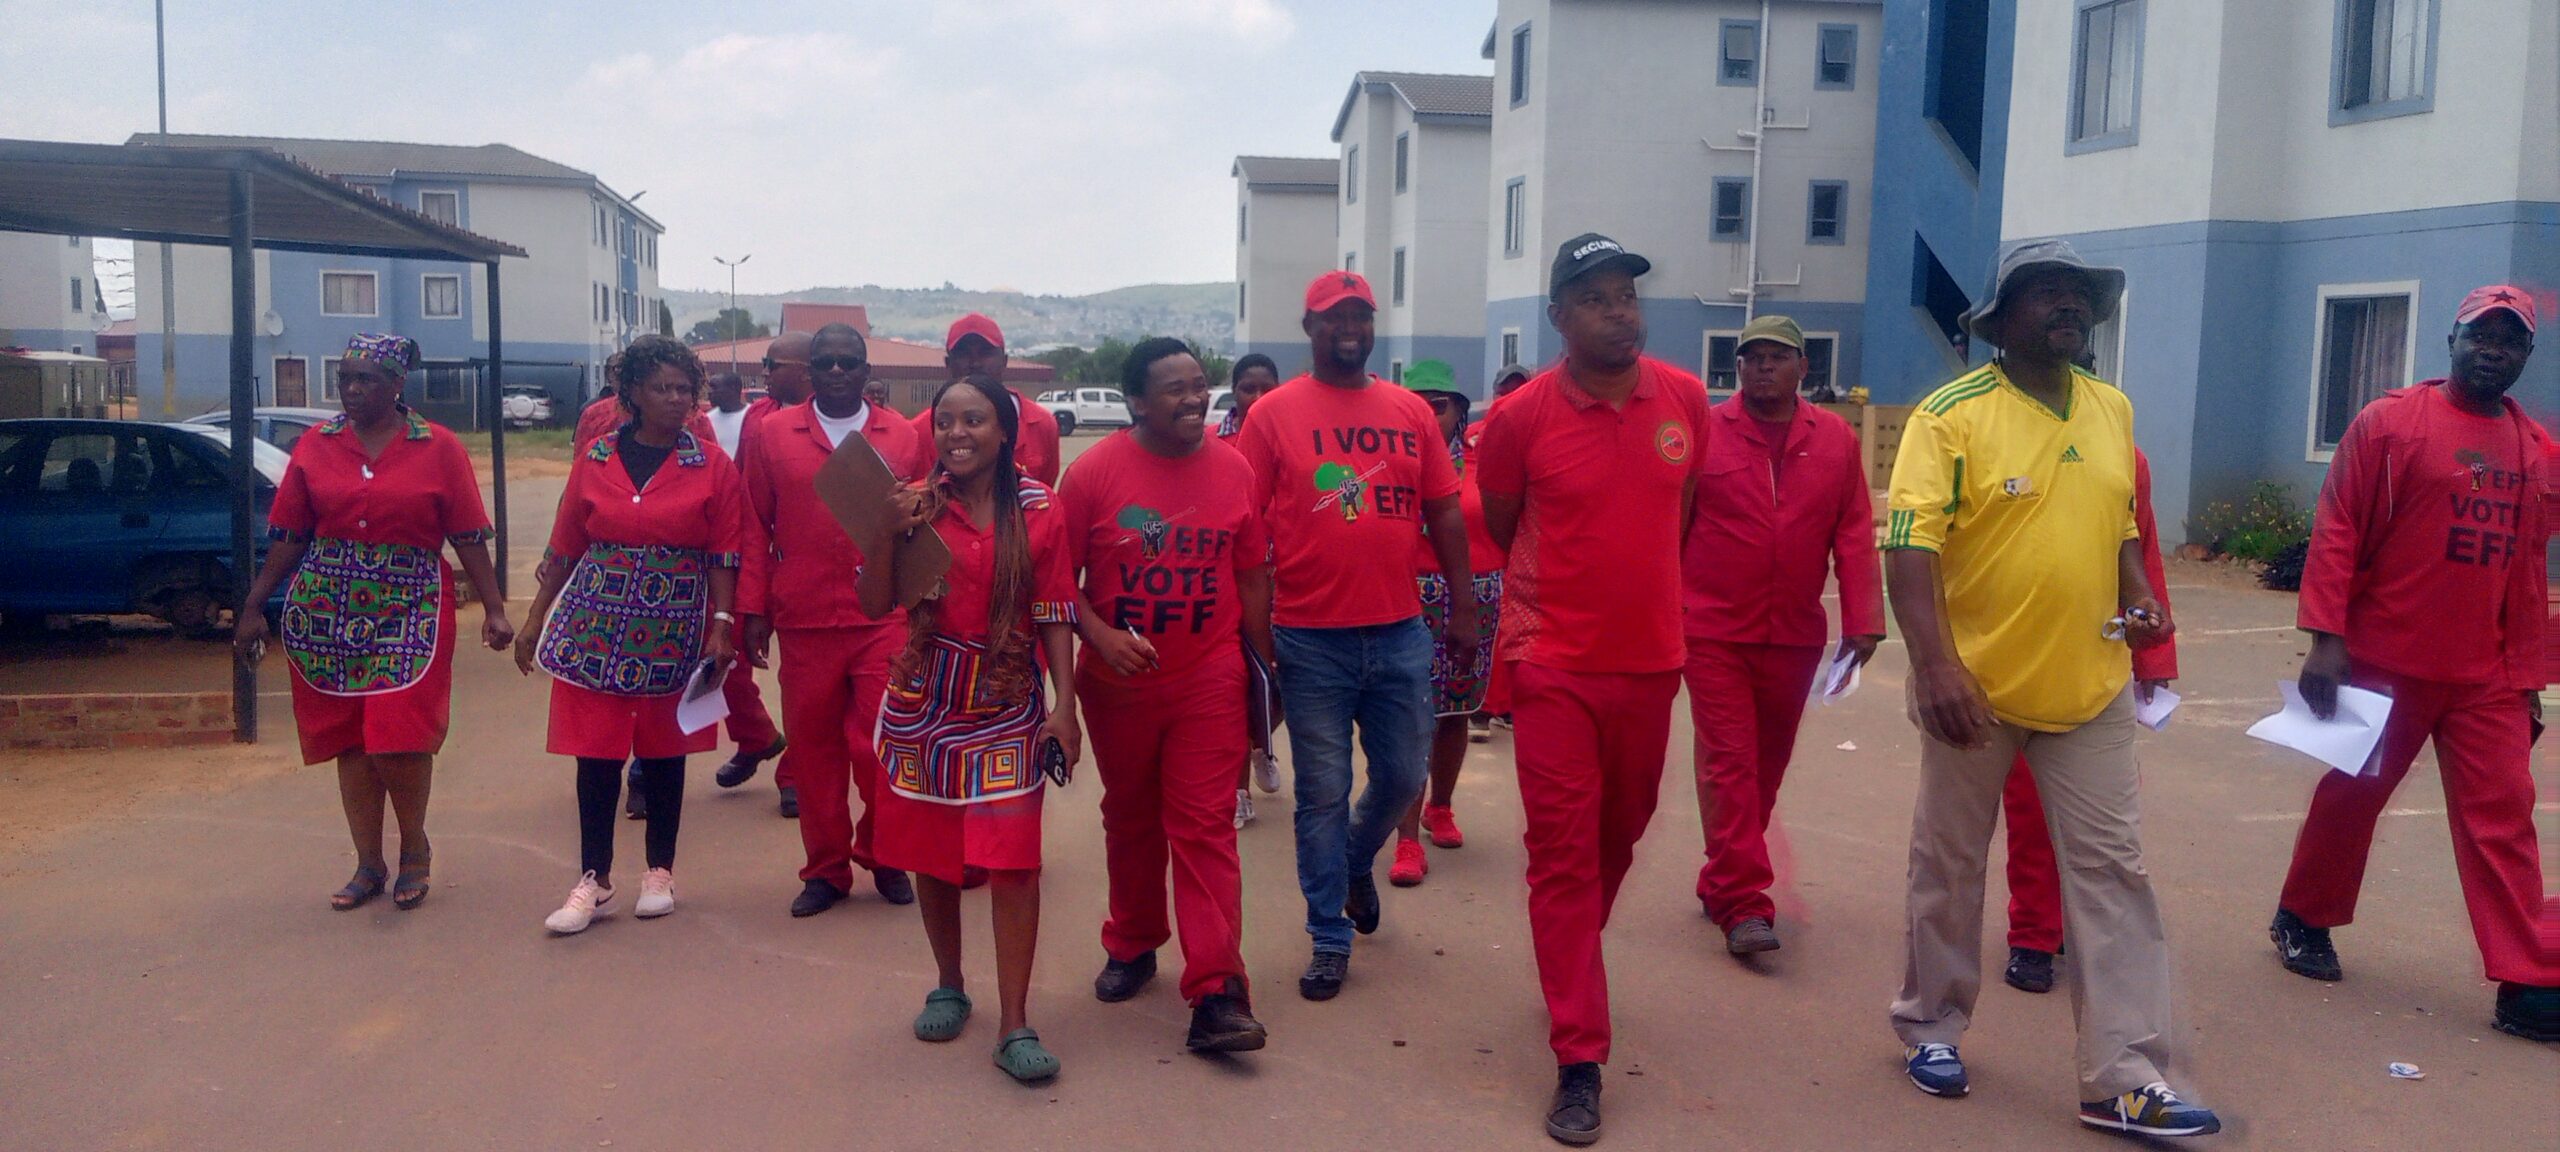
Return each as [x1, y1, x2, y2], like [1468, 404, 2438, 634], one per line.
[0, 139, 526, 262]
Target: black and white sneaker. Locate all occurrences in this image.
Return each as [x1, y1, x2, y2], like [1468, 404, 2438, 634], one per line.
[2270, 908, 2342, 981]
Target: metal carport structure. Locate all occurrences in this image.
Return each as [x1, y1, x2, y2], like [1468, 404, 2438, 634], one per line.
[0, 139, 527, 742]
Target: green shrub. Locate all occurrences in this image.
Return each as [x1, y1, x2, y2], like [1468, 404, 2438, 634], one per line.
[2196, 482, 2312, 563]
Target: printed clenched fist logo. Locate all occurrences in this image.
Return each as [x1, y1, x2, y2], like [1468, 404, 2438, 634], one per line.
[1314, 460, 1385, 522]
[1118, 505, 1171, 560]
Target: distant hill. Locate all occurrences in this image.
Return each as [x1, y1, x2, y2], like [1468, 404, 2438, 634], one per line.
[663, 282, 1237, 351]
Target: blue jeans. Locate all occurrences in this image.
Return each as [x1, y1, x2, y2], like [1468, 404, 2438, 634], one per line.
[1277, 619, 1435, 954]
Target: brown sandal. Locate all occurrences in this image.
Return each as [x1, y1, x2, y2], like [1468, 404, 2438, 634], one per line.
[332, 865, 388, 911]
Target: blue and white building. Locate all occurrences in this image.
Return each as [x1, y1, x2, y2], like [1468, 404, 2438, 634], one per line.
[129, 134, 663, 419]
[1231, 155, 1340, 374]
[0, 232, 108, 353]
[1333, 72, 1496, 393]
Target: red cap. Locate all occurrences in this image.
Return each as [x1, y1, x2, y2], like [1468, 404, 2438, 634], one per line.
[1304, 270, 1376, 315]
[2456, 285, 2537, 334]
[945, 313, 1005, 352]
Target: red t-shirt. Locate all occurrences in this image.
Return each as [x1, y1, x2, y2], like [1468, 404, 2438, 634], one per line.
[1413, 445, 1506, 577]
[911, 387, 1062, 487]
[1473, 358, 1713, 674]
[1059, 431, 1266, 684]
[1237, 375, 1461, 628]
[924, 479, 1078, 644]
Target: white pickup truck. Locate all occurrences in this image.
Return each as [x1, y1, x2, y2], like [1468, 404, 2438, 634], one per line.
[1035, 387, 1132, 435]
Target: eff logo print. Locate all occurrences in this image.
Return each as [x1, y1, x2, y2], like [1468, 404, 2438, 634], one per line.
[1654, 421, 1690, 464]
[1117, 505, 1171, 560]
[1313, 461, 1385, 522]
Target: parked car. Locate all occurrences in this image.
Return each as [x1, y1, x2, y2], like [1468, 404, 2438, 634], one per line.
[0, 419, 289, 633]
[1037, 386, 1132, 434]
[183, 405, 338, 454]
[500, 384, 556, 428]
[1207, 387, 1235, 429]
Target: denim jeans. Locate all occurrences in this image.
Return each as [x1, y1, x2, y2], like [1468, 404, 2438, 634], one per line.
[1277, 618, 1435, 954]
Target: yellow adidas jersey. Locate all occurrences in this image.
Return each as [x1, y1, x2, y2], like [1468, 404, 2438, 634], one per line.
[1885, 364, 2139, 731]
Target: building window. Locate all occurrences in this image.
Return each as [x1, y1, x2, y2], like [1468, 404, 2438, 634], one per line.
[67, 235, 80, 248]
[2069, 0, 2143, 152]
[1238, 203, 1248, 243]
[322, 271, 379, 317]
[1817, 24, 1858, 89]
[1389, 360, 1405, 384]
[1712, 178, 1751, 242]
[1503, 178, 1527, 258]
[594, 203, 607, 246]
[2333, 0, 2435, 123]
[1510, 24, 1532, 105]
[1501, 329, 1522, 369]
[1924, 0, 1990, 171]
[2310, 286, 2415, 455]
[2086, 293, 2128, 384]
[1706, 334, 1740, 390]
[1392, 248, 1407, 306]
[1237, 283, 1246, 318]
[1345, 146, 1359, 204]
[1394, 133, 1410, 195]
[69, 277, 83, 312]
[419, 190, 459, 226]
[1806, 181, 1847, 244]
[1344, 252, 1357, 274]
[1709, 332, 1840, 396]
[422, 274, 462, 319]
[1719, 20, 1759, 86]
[1803, 336, 1838, 396]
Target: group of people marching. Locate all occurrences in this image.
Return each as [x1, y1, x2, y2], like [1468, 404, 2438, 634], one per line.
[235, 233, 2553, 1145]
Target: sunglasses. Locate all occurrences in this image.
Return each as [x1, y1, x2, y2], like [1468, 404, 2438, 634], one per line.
[811, 354, 866, 373]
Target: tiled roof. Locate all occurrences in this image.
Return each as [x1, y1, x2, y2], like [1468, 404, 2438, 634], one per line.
[1331, 71, 1495, 140]
[1232, 155, 1340, 190]
[129, 133, 595, 183]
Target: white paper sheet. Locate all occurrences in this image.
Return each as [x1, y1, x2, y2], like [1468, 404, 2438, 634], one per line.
[2134, 686, 2181, 731]
[2244, 681, 2393, 775]
[1815, 646, 1862, 705]
[676, 659, 730, 735]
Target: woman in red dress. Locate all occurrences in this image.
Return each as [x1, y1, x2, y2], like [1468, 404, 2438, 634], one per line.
[863, 374, 1081, 1084]
[234, 333, 516, 911]
[515, 336, 745, 934]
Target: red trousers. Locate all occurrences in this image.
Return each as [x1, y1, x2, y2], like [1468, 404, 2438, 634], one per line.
[1086, 658, 1250, 1003]
[1485, 654, 1516, 716]
[721, 620, 781, 763]
[1513, 662, 1681, 1066]
[2002, 760, 2066, 953]
[1683, 638, 1825, 929]
[777, 625, 902, 889]
[2279, 670, 2557, 985]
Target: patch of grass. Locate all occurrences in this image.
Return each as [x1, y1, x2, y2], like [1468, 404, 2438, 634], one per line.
[454, 427, 573, 462]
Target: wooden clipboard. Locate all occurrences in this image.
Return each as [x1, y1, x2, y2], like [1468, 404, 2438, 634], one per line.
[812, 431, 951, 610]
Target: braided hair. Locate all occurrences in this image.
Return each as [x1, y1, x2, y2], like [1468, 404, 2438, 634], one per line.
[891, 374, 1038, 701]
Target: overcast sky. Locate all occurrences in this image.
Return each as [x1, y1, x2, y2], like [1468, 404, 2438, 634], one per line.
[2, 0, 1493, 298]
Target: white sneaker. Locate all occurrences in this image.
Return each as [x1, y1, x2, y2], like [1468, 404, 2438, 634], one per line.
[544, 871, 615, 934]
[1234, 788, 1256, 829]
[1252, 750, 1281, 794]
[635, 868, 676, 918]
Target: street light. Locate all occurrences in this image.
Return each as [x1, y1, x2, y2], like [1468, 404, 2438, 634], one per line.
[713, 253, 750, 377]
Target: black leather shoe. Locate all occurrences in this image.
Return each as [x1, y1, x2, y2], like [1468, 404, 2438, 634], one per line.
[716, 738, 786, 789]
[789, 878, 847, 918]
[1547, 1061, 1603, 1145]
[1186, 978, 1268, 1052]
[1299, 951, 1349, 1001]
[873, 867, 915, 906]
[1094, 951, 1158, 1003]
[777, 785, 799, 819]
[2004, 947, 2056, 994]
[2493, 982, 2559, 1042]
[1346, 873, 1382, 935]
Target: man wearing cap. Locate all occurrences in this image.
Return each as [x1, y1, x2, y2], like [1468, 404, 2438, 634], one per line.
[1680, 314, 1883, 956]
[1473, 234, 1711, 1145]
[912, 313, 1060, 486]
[1882, 240, 2217, 1137]
[2272, 284, 2555, 1042]
[1236, 270, 1475, 1002]
[740, 322, 928, 916]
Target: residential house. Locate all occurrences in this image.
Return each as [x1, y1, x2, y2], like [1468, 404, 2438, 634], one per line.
[1333, 72, 1494, 394]
[1231, 155, 1341, 375]
[0, 231, 107, 354]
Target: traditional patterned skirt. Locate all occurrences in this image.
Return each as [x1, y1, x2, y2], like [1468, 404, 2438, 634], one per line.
[538, 543, 713, 759]
[281, 537, 455, 764]
[1419, 571, 1504, 717]
[871, 634, 1048, 884]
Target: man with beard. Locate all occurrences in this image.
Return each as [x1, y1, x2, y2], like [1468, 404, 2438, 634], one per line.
[912, 314, 1061, 486]
[2271, 285, 2555, 1042]
[1883, 241, 2218, 1137]
[1472, 234, 1710, 1145]
[740, 322, 926, 914]
[1236, 270, 1474, 1003]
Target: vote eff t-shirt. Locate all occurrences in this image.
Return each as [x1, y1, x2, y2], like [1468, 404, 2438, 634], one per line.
[1238, 374, 1461, 628]
[1059, 430, 1267, 684]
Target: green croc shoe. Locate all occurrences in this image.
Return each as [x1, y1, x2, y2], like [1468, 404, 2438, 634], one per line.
[913, 988, 972, 1042]
[992, 1027, 1060, 1083]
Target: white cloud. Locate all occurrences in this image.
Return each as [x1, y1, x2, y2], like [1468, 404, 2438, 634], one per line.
[932, 0, 1293, 45]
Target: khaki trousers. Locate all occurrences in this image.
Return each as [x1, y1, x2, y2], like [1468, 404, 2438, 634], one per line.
[1889, 689, 2175, 1099]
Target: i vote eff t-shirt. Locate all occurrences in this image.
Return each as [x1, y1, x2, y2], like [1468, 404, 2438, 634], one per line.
[1058, 430, 1266, 684]
[1238, 374, 1460, 628]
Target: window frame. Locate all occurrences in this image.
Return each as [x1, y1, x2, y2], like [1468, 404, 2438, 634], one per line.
[1345, 145, 1360, 205]
[420, 273, 463, 320]
[1510, 24, 1533, 107]
[2067, 0, 2144, 154]
[1237, 282, 1246, 319]
[1238, 202, 1248, 244]
[1816, 23, 1859, 90]
[1718, 19, 1760, 87]
[1392, 247, 1408, 307]
[2329, 0, 2438, 125]
[1389, 359, 1405, 384]
[1711, 177, 1752, 243]
[319, 270, 380, 318]
[1805, 180, 1848, 245]
[1501, 328, 1522, 370]
[1502, 178, 1528, 258]
[1394, 132, 1410, 195]
[1703, 332, 1741, 392]
[1800, 333, 1840, 395]
[2304, 280, 2420, 462]
[1344, 252, 1357, 275]
[69, 276, 82, 312]
[417, 189, 461, 227]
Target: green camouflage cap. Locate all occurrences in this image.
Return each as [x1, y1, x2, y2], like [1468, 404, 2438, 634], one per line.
[1736, 314, 1804, 352]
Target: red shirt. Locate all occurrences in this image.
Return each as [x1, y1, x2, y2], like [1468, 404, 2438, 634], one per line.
[923, 479, 1078, 644]
[1237, 374, 1461, 628]
[1683, 398, 1884, 646]
[1474, 358, 1712, 674]
[738, 401, 930, 630]
[1414, 441, 1506, 577]
[575, 394, 717, 449]
[910, 388, 1062, 487]
[269, 409, 490, 553]
[2128, 451, 2176, 683]
[544, 429, 747, 570]
[2298, 382, 2550, 689]
[1058, 431, 1265, 684]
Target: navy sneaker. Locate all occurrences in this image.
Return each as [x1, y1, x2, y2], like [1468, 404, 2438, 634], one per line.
[2079, 1082, 2222, 1137]
[1904, 1043, 1968, 1098]
[2270, 909, 2342, 981]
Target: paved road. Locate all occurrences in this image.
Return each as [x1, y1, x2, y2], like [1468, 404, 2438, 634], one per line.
[1, 443, 2552, 1150]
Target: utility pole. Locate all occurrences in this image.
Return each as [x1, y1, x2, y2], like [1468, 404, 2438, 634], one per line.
[713, 253, 750, 376]
[155, 0, 178, 416]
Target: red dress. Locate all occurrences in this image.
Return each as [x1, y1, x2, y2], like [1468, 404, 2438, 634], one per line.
[870, 478, 1079, 884]
[268, 410, 491, 764]
[536, 429, 747, 760]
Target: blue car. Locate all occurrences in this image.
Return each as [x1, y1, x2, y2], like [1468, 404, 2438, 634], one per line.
[0, 419, 291, 633]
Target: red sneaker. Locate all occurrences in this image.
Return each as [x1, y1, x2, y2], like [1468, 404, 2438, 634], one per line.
[1421, 804, 1465, 849]
[1389, 837, 1428, 887]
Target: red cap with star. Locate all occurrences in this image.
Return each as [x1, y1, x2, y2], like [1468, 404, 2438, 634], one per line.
[2455, 285, 2536, 334]
[1304, 270, 1376, 315]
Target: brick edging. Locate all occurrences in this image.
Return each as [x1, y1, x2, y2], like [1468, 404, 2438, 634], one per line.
[1, 692, 236, 751]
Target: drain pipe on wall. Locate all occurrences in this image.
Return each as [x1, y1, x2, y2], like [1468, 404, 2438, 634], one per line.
[1744, 0, 1770, 323]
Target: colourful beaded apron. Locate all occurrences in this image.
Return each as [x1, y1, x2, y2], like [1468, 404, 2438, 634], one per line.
[281, 537, 443, 696]
[876, 634, 1049, 806]
[535, 543, 709, 696]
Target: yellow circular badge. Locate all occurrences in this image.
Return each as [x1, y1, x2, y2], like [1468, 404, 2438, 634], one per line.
[1655, 421, 1690, 464]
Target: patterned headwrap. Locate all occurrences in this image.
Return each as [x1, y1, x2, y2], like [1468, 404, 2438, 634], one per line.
[343, 333, 419, 381]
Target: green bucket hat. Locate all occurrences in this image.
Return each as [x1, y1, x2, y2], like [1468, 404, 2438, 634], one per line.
[1400, 358, 1463, 399]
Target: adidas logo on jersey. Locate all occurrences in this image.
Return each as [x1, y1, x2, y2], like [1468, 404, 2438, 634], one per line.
[2060, 445, 2084, 463]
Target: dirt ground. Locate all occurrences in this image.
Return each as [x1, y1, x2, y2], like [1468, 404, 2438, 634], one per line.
[1, 435, 2551, 1151]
